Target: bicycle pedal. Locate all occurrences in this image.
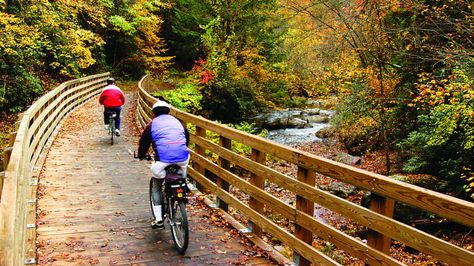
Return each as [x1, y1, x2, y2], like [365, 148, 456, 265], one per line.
[151, 220, 164, 229]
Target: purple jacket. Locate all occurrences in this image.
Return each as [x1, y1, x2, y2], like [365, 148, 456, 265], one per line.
[138, 114, 189, 162]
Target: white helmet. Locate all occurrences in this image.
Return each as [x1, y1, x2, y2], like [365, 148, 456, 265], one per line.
[152, 100, 170, 109]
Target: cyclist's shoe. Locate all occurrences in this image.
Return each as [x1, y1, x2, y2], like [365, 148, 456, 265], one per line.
[104, 125, 109, 131]
[151, 219, 164, 229]
[114, 129, 120, 136]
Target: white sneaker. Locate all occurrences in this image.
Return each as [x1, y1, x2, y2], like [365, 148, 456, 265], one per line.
[114, 129, 120, 136]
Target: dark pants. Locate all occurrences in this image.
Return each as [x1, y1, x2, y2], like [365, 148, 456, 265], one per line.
[104, 107, 122, 129]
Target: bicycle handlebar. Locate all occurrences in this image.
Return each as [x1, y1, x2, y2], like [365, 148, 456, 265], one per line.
[129, 149, 153, 161]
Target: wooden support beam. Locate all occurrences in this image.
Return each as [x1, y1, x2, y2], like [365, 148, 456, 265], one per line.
[249, 148, 265, 237]
[217, 136, 231, 211]
[367, 193, 394, 261]
[295, 166, 316, 266]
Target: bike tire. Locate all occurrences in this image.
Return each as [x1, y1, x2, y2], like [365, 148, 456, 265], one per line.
[170, 201, 189, 254]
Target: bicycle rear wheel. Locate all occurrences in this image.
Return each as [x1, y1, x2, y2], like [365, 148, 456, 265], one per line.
[170, 200, 188, 254]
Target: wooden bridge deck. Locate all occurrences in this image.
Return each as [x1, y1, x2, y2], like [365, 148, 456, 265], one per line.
[35, 93, 275, 265]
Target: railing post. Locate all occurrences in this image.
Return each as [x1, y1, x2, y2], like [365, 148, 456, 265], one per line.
[2, 119, 20, 172]
[367, 193, 394, 263]
[193, 126, 207, 193]
[294, 166, 315, 266]
[249, 148, 265, 237]
[217, 136, 231, 211]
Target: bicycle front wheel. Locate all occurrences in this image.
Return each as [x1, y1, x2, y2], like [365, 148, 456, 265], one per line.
[170, 200, 189, 254]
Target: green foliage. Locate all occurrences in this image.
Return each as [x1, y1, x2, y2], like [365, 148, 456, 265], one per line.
[0, 12, 43, 112]
[229, 122, 267, 157]
[1, 0, 173, 113]
[153, 83, 202, 113]
[321, 242, 346, 264]
[399, 67, 474, 199]
[104, 0, 172, 79]
[192, 0, 294, 123]
[109, 15, 137, 35]
[163, 0, 212, 68]
[0, 68, 42, 113]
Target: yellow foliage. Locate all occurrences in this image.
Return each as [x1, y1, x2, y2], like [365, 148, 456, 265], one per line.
[0, 12, 41, 58]
[365, 66, 399, 98]
[130, 0, 172, 77]
[410, 71, 472, 109]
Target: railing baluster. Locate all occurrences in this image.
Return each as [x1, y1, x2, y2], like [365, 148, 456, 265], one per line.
[217, 136, 231, 211]
[249, 148, 265, 237]
[194, 126, 207, 193]
[294, 166, 316, 266]
[367, 193, 394, 262]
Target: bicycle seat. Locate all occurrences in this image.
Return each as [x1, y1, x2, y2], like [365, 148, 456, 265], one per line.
[165, 164, 181, 173]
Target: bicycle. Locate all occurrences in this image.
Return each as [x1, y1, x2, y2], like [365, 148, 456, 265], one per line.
[107, 111, 117, 145]
[134, 153, 190, 254]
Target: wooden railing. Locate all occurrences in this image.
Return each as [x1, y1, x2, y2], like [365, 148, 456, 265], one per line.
[0, 73, 110, 265]
[138, 75, 474, 266]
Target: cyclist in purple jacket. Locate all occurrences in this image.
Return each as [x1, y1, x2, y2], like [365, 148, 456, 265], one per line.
[138, 100, 190, 228]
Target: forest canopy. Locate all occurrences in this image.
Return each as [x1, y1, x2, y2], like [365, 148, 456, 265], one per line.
[1, 0, 473, 200]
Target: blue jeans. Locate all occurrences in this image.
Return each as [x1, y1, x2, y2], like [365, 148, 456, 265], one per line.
[104, 107, 122, 129]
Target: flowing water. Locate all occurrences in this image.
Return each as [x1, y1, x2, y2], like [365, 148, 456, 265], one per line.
[258, 109, 334, 146]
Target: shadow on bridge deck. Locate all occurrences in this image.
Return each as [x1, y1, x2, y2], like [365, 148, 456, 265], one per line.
[35, 93, 275, 265]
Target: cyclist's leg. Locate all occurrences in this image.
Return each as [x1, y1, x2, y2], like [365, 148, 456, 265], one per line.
[114, 107, 122, 130]
[151, 177, 164, 222]
[150, 161, 168, 227]
[103, 108, 110, 125]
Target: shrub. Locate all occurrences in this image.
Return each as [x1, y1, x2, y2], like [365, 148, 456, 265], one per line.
[155, 83, 202, 114]
[399, 67, 474, 199]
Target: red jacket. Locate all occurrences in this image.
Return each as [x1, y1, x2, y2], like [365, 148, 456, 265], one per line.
[99, 85, 125, 108]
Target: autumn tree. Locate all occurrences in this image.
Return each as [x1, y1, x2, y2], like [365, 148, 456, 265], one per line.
[282, 0, 474, 196]
[195, 0, 292, 122]
[1, 0, 106, 112]
[104, 0, 172, 78]
[395, 0, 474, 199]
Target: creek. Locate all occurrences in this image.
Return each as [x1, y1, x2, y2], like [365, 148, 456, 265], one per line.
[251, 107, 334, 146]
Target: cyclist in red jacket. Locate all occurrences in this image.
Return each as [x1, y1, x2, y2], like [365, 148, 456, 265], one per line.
[99, 77, 125, 136]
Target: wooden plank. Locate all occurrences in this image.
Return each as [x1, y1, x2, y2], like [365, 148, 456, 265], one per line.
[295, 211, 403, 266]
[190, 150, 402, 265]
[137, 97, 152, 123]
[187, 166, 341, 266]
[27, 73, 108, 115]
[190, 150, 296, 219]
[189, 134, 474, 266]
